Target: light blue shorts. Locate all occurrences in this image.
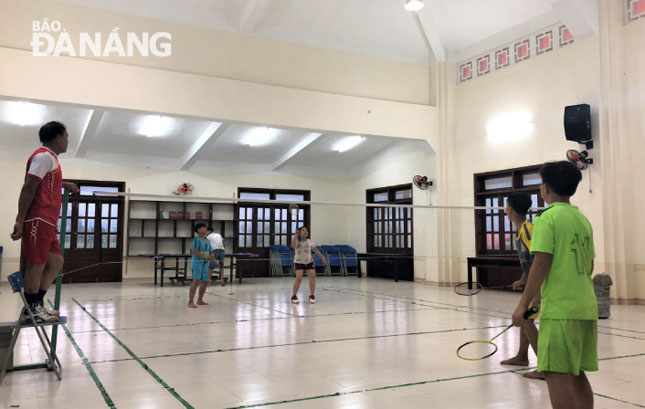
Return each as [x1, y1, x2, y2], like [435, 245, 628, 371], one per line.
[191, 264, 210, 282]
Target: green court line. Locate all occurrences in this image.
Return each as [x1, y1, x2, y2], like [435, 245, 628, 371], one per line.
[88, 323, 510, 364]
[326, 287, 645, 340]
[593, 393, 645, 408]
[323, 287, 512, 320]
[71, 298, 195, 409]
[205, 291, 299, 317]
[598, 331, 645, 341]
[68, 307, 427, 335]
[83, 295, 185, 302]
[510, 368, 645, 408]
[227, 352, 645, 409]
[598, 325, 645, 335]
[223, 368, 525, 409]
[325, 285, 514, 315]
[48, 300, 116, 409]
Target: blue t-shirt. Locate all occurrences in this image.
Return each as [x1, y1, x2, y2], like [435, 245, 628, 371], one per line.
[191, 236, 212, 273]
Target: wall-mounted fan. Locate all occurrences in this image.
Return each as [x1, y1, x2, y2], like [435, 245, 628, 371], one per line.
[413, 175, 433, 190]
[566, 150, 593, 170]
[173, 183, 194, 195]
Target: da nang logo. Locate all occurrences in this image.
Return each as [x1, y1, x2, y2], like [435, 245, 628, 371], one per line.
[31, 19, 172, 57]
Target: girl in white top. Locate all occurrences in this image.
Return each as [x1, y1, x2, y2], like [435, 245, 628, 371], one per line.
[291, 226, 325, 304]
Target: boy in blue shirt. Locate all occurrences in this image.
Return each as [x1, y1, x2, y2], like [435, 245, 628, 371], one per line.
[188, 223, 214, 309]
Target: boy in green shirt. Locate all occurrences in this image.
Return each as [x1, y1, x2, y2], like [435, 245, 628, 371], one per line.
[512, 161, 597, 409]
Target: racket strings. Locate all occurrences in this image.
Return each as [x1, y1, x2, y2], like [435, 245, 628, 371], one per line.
[457, 340, 498, 361]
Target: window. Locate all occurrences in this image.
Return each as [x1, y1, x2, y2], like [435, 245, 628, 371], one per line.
[237, 188, 310, 250]
[366, 184, 413, 254]
[474, 165, 544, 255]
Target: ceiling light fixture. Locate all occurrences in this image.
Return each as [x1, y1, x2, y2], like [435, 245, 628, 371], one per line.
[405, 0, 424, 12]
[5, 101, 46, 126]
[334, 136, 365, 153]
[248, 127, 272, 147]
[138, 115, 175, 137]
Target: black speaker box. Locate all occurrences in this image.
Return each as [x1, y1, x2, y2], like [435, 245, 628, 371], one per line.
[564, 104, 592, 148]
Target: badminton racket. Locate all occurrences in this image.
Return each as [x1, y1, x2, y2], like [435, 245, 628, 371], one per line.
[456, 306, 539, 361]
[453, 281, 523, 296]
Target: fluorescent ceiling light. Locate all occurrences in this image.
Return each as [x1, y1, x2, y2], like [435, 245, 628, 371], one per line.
[4, 101, 46, 126]
[486, 112, 534, 144]
[405, 0, 424, 11]
[138, 115, 176, 137]
[334, 136, 365, 153]
[246, 127, 275, 147]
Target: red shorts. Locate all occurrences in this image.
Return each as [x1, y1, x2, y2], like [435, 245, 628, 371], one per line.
[295, 262, 315, 271]
[22, 219, 61, 264]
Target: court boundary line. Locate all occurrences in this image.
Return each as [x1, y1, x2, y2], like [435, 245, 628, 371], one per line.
[223, 353, 645, 409]
[67, 307, 430, 335]
[324, 286, 645, 340]
[48, 300, 117, 409]
[510, 369, 645, 408]
[87, 324, 511, 364]
[71, 298, 195, 409]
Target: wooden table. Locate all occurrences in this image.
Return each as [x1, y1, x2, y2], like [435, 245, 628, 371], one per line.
[466, 256, 521, 286]
[140, 253, 259, 286]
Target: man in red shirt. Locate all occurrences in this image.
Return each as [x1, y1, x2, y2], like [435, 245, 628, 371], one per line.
[10, 121, 78, 323]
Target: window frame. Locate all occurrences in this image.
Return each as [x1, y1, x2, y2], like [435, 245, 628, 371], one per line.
[366, 183, 414, 255]
[236, 188, 311, 250]
[473, 165, 544, 256]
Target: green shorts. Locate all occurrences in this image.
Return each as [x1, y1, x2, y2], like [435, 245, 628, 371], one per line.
[537, 319, 598, 375]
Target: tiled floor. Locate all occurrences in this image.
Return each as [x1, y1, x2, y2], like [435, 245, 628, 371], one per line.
[1, 277, 644, 409]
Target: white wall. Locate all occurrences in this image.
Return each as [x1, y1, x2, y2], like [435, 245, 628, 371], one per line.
[622, 20, 645, 294]
[0, 0, 430, 105]
[449, 18, 645, 299]
[348, 145, 438, 281]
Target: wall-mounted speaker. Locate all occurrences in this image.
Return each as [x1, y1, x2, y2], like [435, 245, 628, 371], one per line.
[564, 104, 592, 149]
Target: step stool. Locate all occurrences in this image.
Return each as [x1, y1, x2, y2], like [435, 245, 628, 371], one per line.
[0, 272, 66, 384]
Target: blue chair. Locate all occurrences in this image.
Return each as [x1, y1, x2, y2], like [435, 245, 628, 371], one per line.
[321, 246, 345, 276]
[312, 246, 329, 276]
[278, 245, 295, 276]
[336, 245, 359, 276]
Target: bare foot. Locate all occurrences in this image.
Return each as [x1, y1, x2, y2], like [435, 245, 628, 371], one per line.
[523, 371, 546, 379]
[220, 281, 226, 286]
[197, 301, 209, 305]
[188, 303, 197, 309]
[500, 356, 529, 366]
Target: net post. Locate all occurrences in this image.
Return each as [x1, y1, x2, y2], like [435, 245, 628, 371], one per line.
[50, 189, 69, 353]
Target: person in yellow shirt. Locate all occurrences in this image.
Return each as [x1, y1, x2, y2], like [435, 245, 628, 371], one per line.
[500, 193, 543, 379]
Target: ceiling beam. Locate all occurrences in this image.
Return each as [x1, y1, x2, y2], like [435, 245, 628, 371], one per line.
[547, 0, 598, 39]
[75, 109, 105, 158]
[412, 3, 446, 62]
[272, 132, 323, 171]
[180, 122, 228, 170]
[238, 0, 270, 33]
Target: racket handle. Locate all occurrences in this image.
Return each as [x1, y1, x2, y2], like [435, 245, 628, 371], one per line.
[523, 306, 539, 319]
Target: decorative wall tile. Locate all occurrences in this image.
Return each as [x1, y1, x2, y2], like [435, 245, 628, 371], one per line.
[536, 30, 553, 55]
[457, 23, 575, 84]
[628, 0, 645, 21]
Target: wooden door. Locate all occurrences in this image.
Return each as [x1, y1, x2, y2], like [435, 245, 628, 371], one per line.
[59, 182, 124, 283]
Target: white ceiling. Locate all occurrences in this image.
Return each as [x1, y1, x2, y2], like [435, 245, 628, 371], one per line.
[91, 111, 214, 158]
[56, 0, 597, 63]
[0, 99, 430, 179]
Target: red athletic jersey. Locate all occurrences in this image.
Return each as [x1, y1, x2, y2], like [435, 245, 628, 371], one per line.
[24, 147, 62, 226]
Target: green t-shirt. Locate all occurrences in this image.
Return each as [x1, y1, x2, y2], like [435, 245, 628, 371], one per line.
[530, 202, 597, 320]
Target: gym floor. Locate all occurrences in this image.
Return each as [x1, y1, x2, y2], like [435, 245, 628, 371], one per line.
[1, 277, 643, 409]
